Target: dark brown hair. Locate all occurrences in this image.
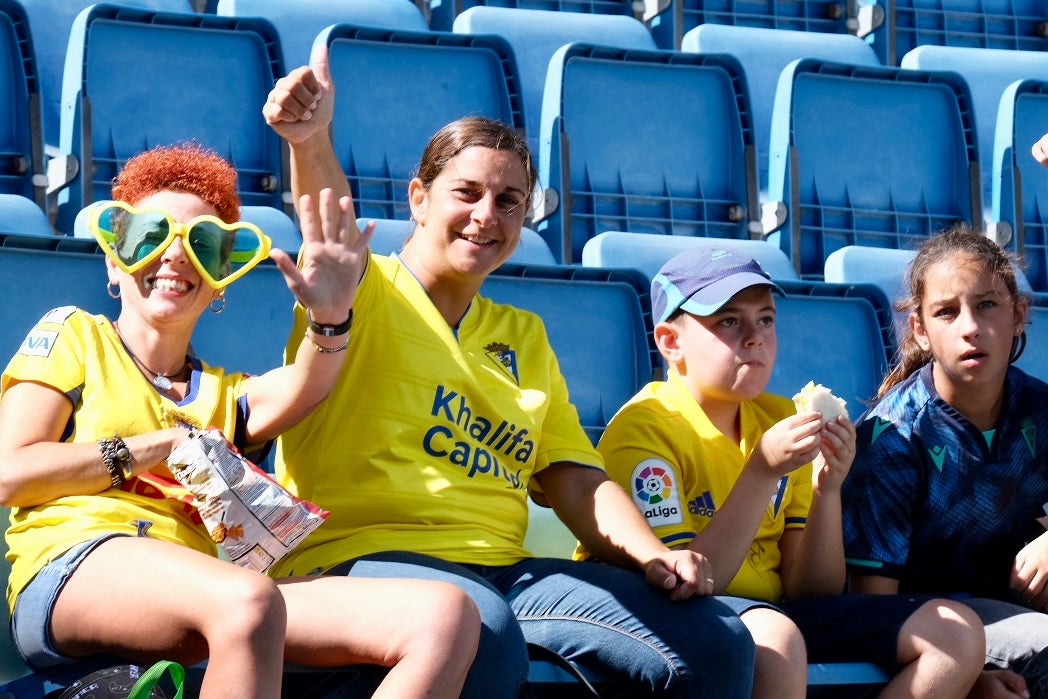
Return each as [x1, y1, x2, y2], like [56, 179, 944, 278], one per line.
[415, 116, 537, 201]
[878, 223, 1027, 397]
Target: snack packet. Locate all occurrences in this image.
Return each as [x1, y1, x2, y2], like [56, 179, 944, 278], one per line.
[792, 381, 848, 424]
[167, 428, 328, 573]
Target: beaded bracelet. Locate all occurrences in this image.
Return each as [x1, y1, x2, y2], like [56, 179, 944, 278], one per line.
[305, 331, 349, 354]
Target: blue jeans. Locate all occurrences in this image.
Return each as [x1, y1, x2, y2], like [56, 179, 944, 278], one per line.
[331, 551, 755, 699]
[961, 597, 1048, 694]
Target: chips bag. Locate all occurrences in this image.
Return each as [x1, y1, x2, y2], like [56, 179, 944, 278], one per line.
[167, 428, 328, 572]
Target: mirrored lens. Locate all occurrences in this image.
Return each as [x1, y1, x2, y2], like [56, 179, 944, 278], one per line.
[186, 221, 230, 280]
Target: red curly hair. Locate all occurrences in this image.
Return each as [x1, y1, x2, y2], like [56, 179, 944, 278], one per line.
[111, 143, 241, 223]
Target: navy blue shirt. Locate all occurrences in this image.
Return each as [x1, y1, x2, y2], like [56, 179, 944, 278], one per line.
[842, 363, 1048, 599]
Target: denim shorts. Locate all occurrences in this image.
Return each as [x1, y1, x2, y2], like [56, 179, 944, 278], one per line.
[11, 534, 126, 668]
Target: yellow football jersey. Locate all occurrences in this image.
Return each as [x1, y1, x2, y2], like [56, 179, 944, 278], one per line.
[274, 254, 602, 576]
[583, 371, 812, 602]
[2, 307, 249, 611]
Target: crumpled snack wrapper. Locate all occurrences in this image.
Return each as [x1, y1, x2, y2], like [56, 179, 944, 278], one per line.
[168, 428, 328, 573]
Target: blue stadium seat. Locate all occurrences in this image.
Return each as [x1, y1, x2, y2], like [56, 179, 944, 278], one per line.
[0, 0, 45, 209]
[426, 0, 638, 32]
[482, 264, 658, 445]
[582, 230, 799, 282]
[318, 23, 524, 222]
[452, 6, 655, 156]
[682, 24, 879, 194]
[18, 0, 195, 150]
[885, 0, 1048, 66]
[767, 59, 980, 278]
[771, 279, 894, 420]
[994, 79, 1048, 292]
[216, 0, 427, 69]
[539, 44, 760, 263]
[1019, 301, 1048, 382]
[240, 205, 301, 257]
[55, 5, 286, 235]
[668, 0, 863, 51]
[361, 217, 556, 265]
[0, 194, 53, 237]
[900, 45, 1048, 219]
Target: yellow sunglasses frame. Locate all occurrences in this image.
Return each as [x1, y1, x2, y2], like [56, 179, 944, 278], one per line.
[88, 201, 272, 289]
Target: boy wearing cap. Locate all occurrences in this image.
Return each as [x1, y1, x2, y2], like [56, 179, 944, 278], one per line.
[578, 248, 985, 698]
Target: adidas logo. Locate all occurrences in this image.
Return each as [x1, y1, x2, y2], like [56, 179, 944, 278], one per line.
[688, 490, 716, 517]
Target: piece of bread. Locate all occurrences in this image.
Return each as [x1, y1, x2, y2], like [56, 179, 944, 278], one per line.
[792, 381, 848, 423]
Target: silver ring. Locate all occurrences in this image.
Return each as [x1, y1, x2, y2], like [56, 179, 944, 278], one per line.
[705, 578, 715, 585]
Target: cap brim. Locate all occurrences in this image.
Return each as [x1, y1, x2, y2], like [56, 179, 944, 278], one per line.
[679, 275, 784, 316]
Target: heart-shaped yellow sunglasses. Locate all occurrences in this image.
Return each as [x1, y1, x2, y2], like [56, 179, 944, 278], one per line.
[88, 201, 272, 289]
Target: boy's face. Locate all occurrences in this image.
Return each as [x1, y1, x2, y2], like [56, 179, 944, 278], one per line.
[673, 285, 778, 404]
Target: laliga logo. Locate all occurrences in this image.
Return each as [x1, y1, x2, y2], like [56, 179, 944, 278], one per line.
[634, 462, 679, 519]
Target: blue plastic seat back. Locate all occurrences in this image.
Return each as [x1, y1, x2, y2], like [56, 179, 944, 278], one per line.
[239, 205, 301, 257]
[682, 25, 879, 194]
[428, 0, 635, 32]
[887, 0, 1048, 66]
[901, 45, 1048, 217]
[216, 0, 427, 69]
[452, 6, 655, 156]
[320, 23, 524, 222]
[540, 44, 759, 264]
[1017, 300, 1048, 381]
[581, 230, 799, 282]
[994, 79, 1048, 291]
[770, 280, 894, 420]
[481, 264, 658, 445]
[673, 0, 854, 51]
[57, 6, 286, 234]
[768, 59, 979, 278]
[19, 0, 194, 149]
[0, 0, 43, 206]
[0, 194, 52, 237]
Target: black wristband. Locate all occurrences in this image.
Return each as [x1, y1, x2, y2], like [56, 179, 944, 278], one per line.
[307, 308, 353, 337]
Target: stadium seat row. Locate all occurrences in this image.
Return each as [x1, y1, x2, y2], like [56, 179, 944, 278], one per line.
[4, 2, 1048, 292]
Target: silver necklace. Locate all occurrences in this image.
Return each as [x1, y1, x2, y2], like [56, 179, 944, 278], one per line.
[113, 324, 188, 391]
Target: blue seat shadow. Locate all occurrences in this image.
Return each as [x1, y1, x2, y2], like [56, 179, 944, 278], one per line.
[994, 79, 1048, 292]
[0, 0, 45, 209]
[768, 59, 980, 279]
[582, 230, 800, 283]
[318, 23, 524, 223]
[539, 44, 761, 263]
[452, 5, 655, 157]
[55, 5, 286, 233]
[216, 0, 427, 69]
[682, 24, 880, 195]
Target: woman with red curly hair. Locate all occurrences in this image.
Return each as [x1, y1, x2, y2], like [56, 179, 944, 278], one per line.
[0, 143, 481, 698]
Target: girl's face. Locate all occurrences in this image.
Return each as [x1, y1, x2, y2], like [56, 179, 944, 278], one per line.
[661, 285, 778, 408]
[912, 254, 1026, 405]
[108, 190, 220, 324]
[405, 146, 529, 286]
